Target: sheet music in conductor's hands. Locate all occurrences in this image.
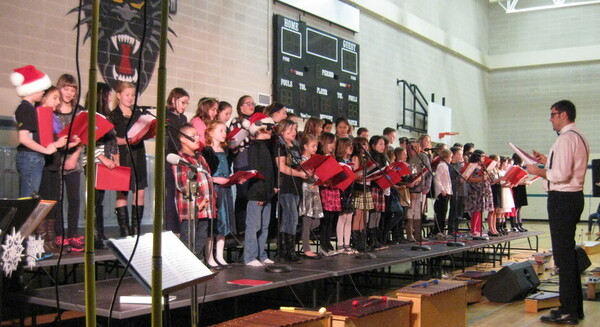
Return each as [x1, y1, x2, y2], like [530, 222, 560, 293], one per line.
[508, 142, 540, 166]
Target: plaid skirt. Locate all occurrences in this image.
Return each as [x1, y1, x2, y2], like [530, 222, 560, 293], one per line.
[352, 188, 374, 210]
[320, 187, 341, 212]
[371, 186, 386, 212]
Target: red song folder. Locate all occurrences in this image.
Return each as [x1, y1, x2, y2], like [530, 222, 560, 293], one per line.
[95, 164, 131, 191]
[502, 166, 528, 185]
[315, 164, 358, 191]
[461, 163, 477, 179]
[483, 156, 497, 171]
[127, 114, 157, 144]
[221, 170, 264, 187]
[374, 166, 403, 190]
[57, 112, 114, 145]
[390, 161, 411, 176]
[36, 106, 54, 147]
[301, 154, 344, 183]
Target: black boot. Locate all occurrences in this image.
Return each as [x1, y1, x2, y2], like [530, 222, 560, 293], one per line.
[94, 205, 107, 249]
[115, 206, 130, 237]
[518, 223, 528, 232]
[510, 217, 519, 232]
[131, 205, 144, 236]
[277, 232, 286, 260]
[352, 230, 367, 252]
[285, 233, 301, 263]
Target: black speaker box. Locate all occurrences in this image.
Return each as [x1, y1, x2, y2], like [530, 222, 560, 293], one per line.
[592, 159, 600, 197]
[483, 261, 540, 303]
[576, 245, 591, 274]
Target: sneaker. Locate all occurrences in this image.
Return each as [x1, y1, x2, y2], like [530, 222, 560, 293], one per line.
[262, 258, 274, 264]
[245, 259, 262, 267]
[55, 236, 69, 246]
[68, 236, 85, 252]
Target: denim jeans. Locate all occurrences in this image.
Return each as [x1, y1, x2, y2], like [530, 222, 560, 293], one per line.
[279, 193, 299, 234]
[243, 201, 271, 263]
[16, 151, 44, 198]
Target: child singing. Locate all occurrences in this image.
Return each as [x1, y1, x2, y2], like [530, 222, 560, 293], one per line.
[298, 134, 323, 259]
[173, 124, 218, 268]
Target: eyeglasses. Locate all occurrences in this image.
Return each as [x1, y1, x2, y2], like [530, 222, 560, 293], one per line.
[550, 111, 560, 118]
[244, 101, 256, 107]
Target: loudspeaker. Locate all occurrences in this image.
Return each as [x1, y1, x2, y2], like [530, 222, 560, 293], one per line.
[576, 245, 591, 274]
[592, 159, 600, 197]
[483, 261, 540, 303]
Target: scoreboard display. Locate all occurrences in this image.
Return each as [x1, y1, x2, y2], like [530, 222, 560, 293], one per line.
[273, 15, 360, 126]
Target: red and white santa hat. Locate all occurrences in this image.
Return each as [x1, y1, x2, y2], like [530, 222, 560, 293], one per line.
[243, 112, 275, 136]
[10, 65, 52, 97]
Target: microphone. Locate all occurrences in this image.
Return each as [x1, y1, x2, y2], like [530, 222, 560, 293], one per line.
[254, 121, 275, 127]
[167, 153, 200, 171]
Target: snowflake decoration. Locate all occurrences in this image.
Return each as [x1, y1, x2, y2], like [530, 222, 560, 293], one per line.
[25, 235, 45, 269]
[1, 227, 25, 277]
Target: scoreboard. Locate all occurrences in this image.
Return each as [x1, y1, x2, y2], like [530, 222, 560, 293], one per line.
[273, 14, 360, 126]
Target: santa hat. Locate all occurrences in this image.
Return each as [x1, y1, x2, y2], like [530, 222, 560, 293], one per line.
[244, 112, 275, 136]
[10, 65, 52, 97]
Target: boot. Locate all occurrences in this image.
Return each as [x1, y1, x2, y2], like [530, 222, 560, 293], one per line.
[351, 230, 363, 252]
[45, 219, 64, 254]
[413, 219, 423, 242]
[510, 217, 519, 232]
[277, 232, 286, 260]
[285, 233, 301, 263]
[518, 223, 528, 232]
[35, 219, 53, 255]
[405, 220, 416, 242]
[130, 205, 144, 236]
[94, 205, 107, 249]
[115, 206, 130, 237]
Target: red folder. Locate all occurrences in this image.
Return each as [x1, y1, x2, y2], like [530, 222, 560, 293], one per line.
[226, 279, 272, 286]
[460, 163, 477, 179]
[374, 166, 403, 190]
[222, 170, 264, 187]
[226, 127, 249, 149]
[390, 161, 411, 176]
[483, 157, 497, 171]
[127, 115, 156, 144]
[58, 112, 114, 145]
[95, 164, 131, 191]
[315, 164, 358, 191]
[301, 154, 344, 183]
[502, 166, 528, 185]
[37, 106, 54, 147]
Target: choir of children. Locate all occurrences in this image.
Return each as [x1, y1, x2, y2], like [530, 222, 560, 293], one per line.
[11, 64, 530, 265]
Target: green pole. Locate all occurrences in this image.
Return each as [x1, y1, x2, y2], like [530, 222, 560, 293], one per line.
[84, 0, 99, 326]
[151, 0, 169, 325]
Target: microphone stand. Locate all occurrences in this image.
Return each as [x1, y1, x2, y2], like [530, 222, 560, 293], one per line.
[354, 146, 379, 259]
[267, 128, 293, 273]
[409, 146, 433, 251]
[185, 169, 200, 327]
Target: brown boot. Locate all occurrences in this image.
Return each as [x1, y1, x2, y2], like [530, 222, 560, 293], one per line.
[44, 219, 61, 254]
[413, 219, 423, 242]
[405, 219, 416, 242]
